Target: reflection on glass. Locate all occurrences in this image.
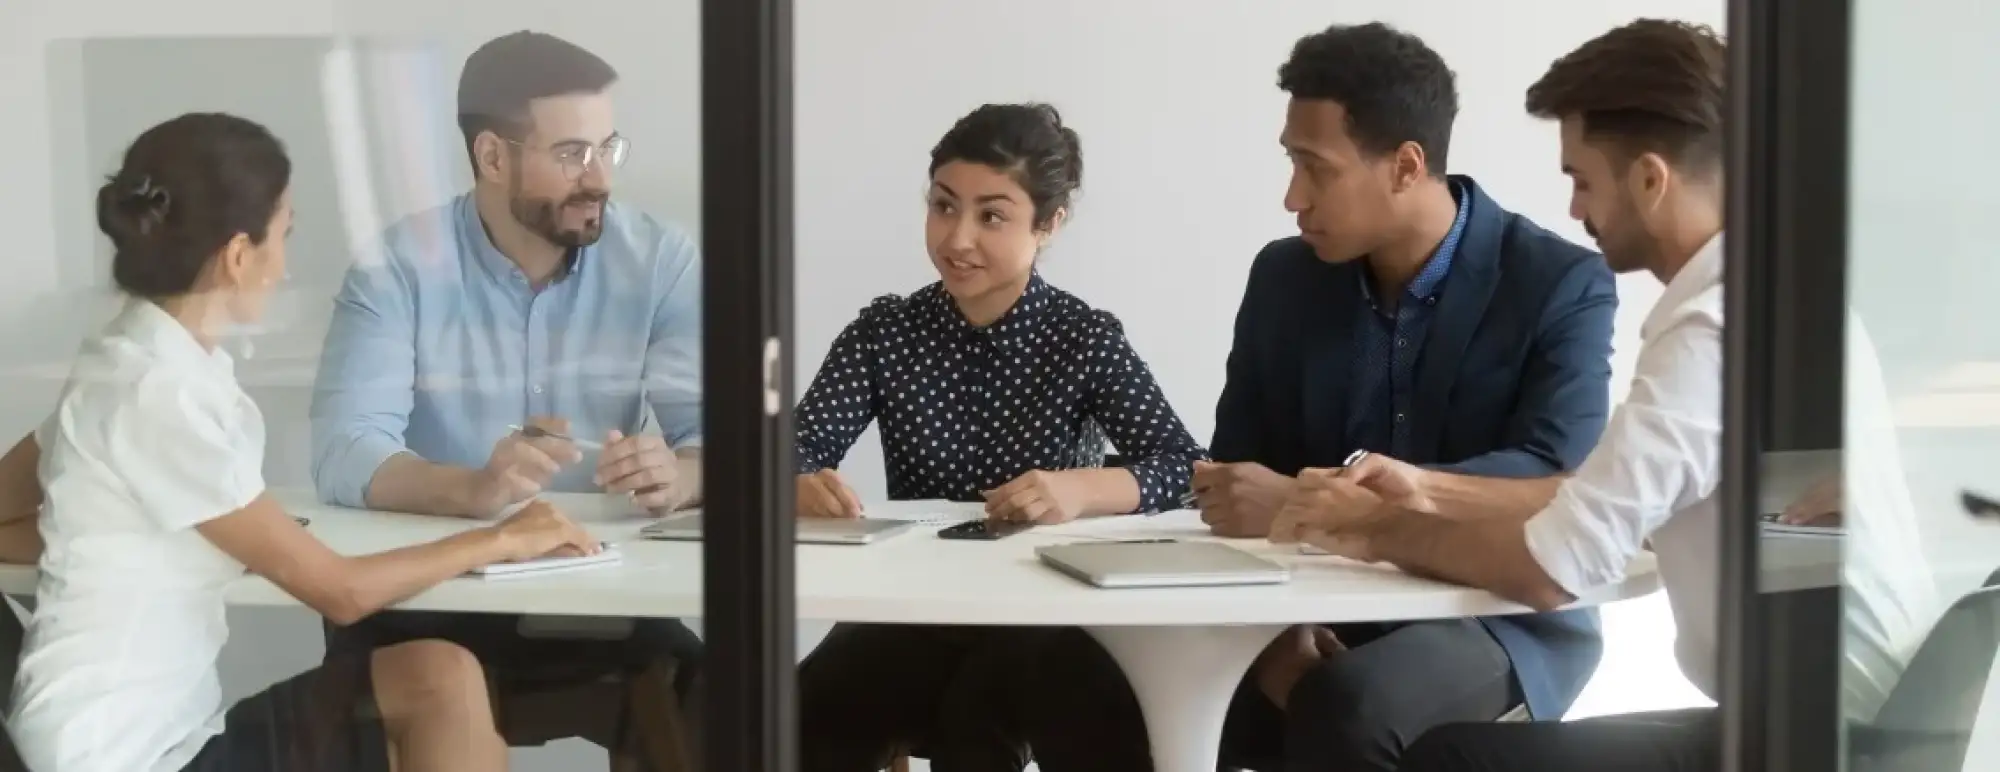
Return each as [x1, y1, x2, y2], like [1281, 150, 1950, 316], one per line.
[1844, 1, 2000, 769]
[0, 5, 705, 770]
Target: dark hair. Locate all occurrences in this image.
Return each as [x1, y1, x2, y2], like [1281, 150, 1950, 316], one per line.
[1525, 19, 1727, 171]
[96, 113, 292, 299]
[928, 103, 1082, 229]
[1278, 23, 1459, 177]
[456, 31, 619, 178]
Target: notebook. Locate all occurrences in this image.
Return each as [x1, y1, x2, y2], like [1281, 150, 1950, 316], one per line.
[467, 542, 623, 578]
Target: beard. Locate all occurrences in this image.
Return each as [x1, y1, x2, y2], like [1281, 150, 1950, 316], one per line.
[1584, 201, 1656, 275]
[507, 169, 609, 248]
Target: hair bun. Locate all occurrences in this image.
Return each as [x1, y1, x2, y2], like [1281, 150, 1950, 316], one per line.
[126, 175, 172, 234]
[104, 173, 173, 238]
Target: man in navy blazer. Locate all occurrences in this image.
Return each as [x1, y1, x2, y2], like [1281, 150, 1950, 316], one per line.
[1019, 23, 1617, 772]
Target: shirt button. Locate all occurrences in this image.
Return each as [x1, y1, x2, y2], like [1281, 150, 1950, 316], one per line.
[1395, 412, 1406, 423]
[1395, 337, 1407, 348]
[1425, 296, 1438, 306]
[532, 385, 545, 395]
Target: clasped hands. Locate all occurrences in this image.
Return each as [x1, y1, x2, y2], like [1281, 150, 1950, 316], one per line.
[476, 416, 690, 516]
[1193, 453, 1435, 560]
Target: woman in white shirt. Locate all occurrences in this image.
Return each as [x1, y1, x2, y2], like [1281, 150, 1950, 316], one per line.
[3, 112, 603, 772]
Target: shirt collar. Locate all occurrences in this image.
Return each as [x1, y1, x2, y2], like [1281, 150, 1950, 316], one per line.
[931, 271, 1053, 348]
[457, 194, 586, 287]
[1641, 232, 1726, 340]
[1359, 180, 1470, 308]
[113, 297, 235, 380]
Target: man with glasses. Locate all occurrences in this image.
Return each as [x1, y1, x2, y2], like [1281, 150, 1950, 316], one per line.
[309, 29, 704, 757]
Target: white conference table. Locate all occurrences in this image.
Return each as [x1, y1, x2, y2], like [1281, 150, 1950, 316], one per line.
[0, 491, 1662, 772]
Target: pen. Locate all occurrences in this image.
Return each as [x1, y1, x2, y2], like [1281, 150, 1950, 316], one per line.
[507, 424, 606, 451]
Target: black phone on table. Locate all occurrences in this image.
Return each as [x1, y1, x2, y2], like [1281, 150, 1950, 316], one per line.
[937, 519, 1033, 540]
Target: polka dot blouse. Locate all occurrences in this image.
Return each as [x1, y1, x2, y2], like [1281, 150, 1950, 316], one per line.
[794, 273, 1205, 512]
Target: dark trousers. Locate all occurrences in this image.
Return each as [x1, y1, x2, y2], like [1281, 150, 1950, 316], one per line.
[325, 610, 704, 755]
[1023, 619, 1516, 772]
[327, 610, 704, 696]
[1398, 708, 1719, 772]
[796, 624, 1044, 772]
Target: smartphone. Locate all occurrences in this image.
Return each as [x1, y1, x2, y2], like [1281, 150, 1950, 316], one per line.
[937, 519, 1033, 541]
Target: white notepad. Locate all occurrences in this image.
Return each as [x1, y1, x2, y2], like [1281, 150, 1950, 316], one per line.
[467, 542, 622, 579]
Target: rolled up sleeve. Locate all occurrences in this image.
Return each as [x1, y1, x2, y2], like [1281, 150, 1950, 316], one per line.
[644, 231, 704, 448]
[309, 262, 419, 508]
[1523, 319, 1723, 596]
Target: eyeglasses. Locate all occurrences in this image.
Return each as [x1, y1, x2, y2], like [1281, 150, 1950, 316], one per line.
[506, 135, 630, 180]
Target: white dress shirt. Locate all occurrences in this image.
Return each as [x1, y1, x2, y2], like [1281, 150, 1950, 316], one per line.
[7, 300, 267, 772]
[1521, 234, 1939, 722]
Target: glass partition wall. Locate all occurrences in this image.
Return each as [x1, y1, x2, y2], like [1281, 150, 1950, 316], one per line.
[0, 0, 797, 769]
[1727, 0, 2000, 769]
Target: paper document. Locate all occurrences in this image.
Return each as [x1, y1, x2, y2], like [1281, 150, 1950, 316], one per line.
[467, 542, 623, 578]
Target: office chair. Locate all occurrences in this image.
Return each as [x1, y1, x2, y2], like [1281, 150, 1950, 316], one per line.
[1848, 567, 2000, 772]
[1, 596, 32, 772]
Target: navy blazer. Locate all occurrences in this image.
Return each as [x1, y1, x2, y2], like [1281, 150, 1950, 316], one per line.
[1212, 176, 1616, 721]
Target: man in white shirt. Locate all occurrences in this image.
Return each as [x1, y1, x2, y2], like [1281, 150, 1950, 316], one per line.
[1265, 19, 1938, 771]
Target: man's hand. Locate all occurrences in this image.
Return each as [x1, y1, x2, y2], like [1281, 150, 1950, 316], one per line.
[1253, 625, 1344, 710]
[1338, 453, 1437, 514]
[797, 470, 863, 519]
[1779, 474, 1842, 526]
[1270, 469, 1389, 546]
[469, 416, 581, 516]
[1192, 460, 1293, 537]
[984, 470, 1090, 525]
[596, 430, 684, 512]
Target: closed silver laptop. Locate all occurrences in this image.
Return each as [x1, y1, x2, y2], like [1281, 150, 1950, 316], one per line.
[1036, 541, 1291, 588]
[638, 513, 914, 545]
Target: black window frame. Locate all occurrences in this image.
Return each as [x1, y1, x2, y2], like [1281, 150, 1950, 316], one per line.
[1722, 0, 1854, 769]
[700, 0, 798, 770]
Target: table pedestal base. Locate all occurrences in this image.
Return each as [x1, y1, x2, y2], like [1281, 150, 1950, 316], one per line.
[1084, 624, 1288, 772]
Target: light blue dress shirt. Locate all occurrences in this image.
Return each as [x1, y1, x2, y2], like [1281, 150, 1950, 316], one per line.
[310, 194, 703, 508]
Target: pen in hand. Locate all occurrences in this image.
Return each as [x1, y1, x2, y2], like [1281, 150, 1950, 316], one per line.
[508, 424, 605, 451]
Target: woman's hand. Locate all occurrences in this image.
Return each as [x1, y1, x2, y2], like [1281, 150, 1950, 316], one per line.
[798, 470, 863, 518]
[489, 500, 600, 562]
[983, 470, 1092, 525]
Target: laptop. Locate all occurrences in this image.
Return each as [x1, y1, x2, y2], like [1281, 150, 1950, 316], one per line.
[1036, 541, 1291, 589]
[638, 513, 915, 545]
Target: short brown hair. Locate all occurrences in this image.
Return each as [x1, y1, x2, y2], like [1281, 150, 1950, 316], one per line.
[1525, 19, 1726, 171]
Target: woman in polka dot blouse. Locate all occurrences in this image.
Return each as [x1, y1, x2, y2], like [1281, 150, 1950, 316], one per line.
[792, 104, 1207, 771]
